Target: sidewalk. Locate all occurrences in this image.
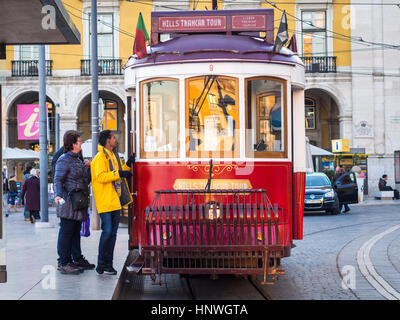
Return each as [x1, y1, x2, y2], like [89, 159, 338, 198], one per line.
[351, 196, 400, 207]
[0, 207, 129, 300]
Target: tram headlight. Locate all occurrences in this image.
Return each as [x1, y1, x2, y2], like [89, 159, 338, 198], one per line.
[324, 190, 335, 198]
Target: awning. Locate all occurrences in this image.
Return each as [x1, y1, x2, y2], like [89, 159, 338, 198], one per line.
[310, 144, 334, 156]
[2, 148, 40, 160]
[0, 0, 80, 45]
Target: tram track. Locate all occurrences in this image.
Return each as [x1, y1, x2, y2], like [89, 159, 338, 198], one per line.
[115, 262, 273, 300]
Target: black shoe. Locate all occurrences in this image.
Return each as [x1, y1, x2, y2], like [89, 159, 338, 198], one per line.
[104, 266, 117, 275]
[5, 214, 9, 217]
[59, 263, 81, 275]
[343, 208, 350, 213]
[96, 265, 105, 274]
[73, 257, 95, 270]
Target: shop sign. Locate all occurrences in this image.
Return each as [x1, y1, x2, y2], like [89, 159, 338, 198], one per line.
[354, 121, 373, 138]
[332, 139, 350, 153]
[18, 104, 40, 140]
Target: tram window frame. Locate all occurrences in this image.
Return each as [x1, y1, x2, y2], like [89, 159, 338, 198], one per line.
[245, 76, 288, 159]
[185, 75, 240, 159]
[139, 77, 180, 159]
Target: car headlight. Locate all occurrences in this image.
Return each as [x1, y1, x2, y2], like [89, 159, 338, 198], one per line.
[324, 190, 335, 198]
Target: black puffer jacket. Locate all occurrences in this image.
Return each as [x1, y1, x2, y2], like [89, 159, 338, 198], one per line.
[54, 151, 90, 221]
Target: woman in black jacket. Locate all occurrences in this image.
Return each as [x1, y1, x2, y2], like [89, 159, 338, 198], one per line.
[54, 131, 94, 275]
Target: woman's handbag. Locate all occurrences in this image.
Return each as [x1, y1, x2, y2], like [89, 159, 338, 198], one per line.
[80, 212, 90, 237]
[68, 189, 89, 211]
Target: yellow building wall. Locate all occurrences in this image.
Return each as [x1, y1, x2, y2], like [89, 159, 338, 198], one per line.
[3, 45, 14, 71]
[119, 1, 153, 65]
[332, 0, 351, 66]
[0, 1, 351, 70]
[50, 0, 83, 70]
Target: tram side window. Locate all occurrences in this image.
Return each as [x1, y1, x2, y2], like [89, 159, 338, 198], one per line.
[141, 79, 179, 158]
[186, 75, 239, 158]
[246, 78, 286, 157]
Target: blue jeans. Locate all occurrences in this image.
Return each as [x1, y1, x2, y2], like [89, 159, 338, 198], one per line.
[98, 210, 120, 267]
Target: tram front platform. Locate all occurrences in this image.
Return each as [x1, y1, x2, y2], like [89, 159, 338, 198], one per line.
[0, 207, 128, 300]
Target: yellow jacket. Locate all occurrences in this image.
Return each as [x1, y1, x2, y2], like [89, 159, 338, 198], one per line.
[91, 145, 133, 214]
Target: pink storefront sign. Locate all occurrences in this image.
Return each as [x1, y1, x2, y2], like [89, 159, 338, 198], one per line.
[17, 104, 41, 140]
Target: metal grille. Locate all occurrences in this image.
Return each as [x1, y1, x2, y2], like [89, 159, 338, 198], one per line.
[140, 189, 286, 283]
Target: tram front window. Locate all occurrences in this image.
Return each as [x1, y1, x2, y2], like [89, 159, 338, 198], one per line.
[186, 75, 239, 158]
[246, 78, 286, 158]
[141, 79, 179, 158]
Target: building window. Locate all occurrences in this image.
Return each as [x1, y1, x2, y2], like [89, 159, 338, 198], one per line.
[305, 98, 316, 129]
[186, 75, 239, 158]
[101, 100, 118, 131]
[140, 79, 179, 158]
[89, 13, 114, 58]
[301, 10, 327, 57]
[19, 45, 39, 60]
[245, 77, 287, 158]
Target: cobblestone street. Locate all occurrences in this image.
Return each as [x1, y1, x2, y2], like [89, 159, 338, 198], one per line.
[262, 203, 400, 300]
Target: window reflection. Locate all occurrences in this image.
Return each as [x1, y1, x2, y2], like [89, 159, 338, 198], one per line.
[187, 75, 238, 157]
[246, 78, 285, 156]
[141, 80, 179, 157]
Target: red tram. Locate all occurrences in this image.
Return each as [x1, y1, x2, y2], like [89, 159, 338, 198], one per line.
[124, 9, 306, 285]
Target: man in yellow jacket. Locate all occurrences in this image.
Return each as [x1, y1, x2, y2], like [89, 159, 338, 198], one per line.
[91, 130, 134, 275]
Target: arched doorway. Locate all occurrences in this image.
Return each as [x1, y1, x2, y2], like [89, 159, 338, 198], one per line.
[6, 91, 56, 151]
[5, 91, 56, 179]
[304, 88, 340, 150]
[76, 90, 126, 153]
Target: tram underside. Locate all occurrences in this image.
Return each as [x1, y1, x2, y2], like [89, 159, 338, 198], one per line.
[130, 189, 288, 285]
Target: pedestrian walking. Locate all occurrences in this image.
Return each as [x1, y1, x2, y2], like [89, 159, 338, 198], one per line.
[91, 130, 134, 275]
[3, 172, 9, 217]
[7, 175, 18, 214]
[21, 169, 41, 223]
[22, 165, 33, 221]
[332, 166, 351, 213]
[54, 130, 95, 275]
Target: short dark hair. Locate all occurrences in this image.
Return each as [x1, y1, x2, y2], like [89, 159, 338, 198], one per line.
[64, 131, 81, 152]
[99, 130, 112, 147]
[382, 174, 387, 179]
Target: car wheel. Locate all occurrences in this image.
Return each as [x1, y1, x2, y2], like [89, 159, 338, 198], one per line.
[330, 197, 340, 215]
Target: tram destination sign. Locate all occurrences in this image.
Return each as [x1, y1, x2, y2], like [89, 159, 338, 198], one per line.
[151, 9, 274, 45]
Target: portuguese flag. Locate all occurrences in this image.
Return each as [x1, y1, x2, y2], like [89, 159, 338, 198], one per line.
[134, 13, 149, 59]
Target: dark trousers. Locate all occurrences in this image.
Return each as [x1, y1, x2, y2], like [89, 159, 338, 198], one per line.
[29, 210, 40, 221]
[98, 210, 120, 267]
[57, 218, 83, 266]
[340, 203, 350, 212]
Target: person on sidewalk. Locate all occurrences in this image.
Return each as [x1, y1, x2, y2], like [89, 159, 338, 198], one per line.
[21, 169, 41, 223]
[22, 165, 33, 221]
[53, 130, 94, 271]
[379, 174, 400, 200]
[3, 172, 9, 217]
[7, 175, 18, 214]
[91, 130, 134, 275]
[54, 130, 94, 275]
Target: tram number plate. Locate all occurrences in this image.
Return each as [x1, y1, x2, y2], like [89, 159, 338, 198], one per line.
[305, 199, 322, 204]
